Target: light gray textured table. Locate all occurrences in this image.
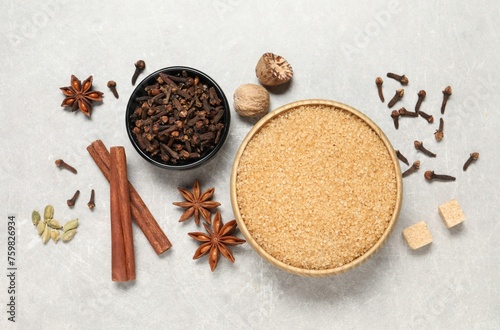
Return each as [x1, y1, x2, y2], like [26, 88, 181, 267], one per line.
[1, 1, 499, 329]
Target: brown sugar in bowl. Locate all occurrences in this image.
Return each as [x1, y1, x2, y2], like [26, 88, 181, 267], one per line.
[230, 99, 403, 277]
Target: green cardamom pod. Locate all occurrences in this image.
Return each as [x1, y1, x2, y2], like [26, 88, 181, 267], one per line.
[50, 229, 60, 243]
[42, 225, 51, 244]
[44, 205, 54, 221]
[61, 229, 77, 242]
[47, 219, 63, 229]
[63, 219, 79, 233]
[32, 210, 41, 226]
[37, 221, 46, 235]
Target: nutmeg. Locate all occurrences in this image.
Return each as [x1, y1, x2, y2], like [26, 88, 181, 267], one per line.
[233, 84, 270, 117]
[255, 52, 293, 86]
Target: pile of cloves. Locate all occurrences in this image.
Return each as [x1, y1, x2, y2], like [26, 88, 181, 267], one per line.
[375, 73, 479, 182]
[129, 70, 227, 165]
[376, 73, 450, 134]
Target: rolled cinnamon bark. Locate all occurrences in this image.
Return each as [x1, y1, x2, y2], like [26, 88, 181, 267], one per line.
[87, 140, 172, 255]
[110, 147, 136, 281]
[110, 147, 129, 282]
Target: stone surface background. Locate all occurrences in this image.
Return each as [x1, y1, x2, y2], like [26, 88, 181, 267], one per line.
[0, 1, 499, 329]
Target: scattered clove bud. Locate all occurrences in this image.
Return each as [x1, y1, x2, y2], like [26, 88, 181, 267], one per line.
[132, 60, 146, 85]
[387, 72, 409, 85]
[67, 190, 80, 207]
[107, 81, 119, 99]
[414, 141, 436, 158]
[391, 110, 400, 129]
[418, 110, 434, 124]
[424, 171, 456, 182]
[415, 90, 426, 112]
[402, 160, 420, 178]
[387, 89, 404, 108]
[463, 152, 479, 171]
[55, 159, 77, 174]
[441, 86, 452, 114]
[398, 107, 418, 117]
[87, 189, 95, 209]
[434, 118, 444, 141]
[375, 77, 385, 102]
[395, 150, 409, 166]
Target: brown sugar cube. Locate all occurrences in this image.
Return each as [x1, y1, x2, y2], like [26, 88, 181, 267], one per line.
[402, 221, 433, 250]
[438, 199, 465, 228]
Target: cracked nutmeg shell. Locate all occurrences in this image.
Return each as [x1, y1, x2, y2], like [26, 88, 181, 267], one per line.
[255, 52, 293, 86]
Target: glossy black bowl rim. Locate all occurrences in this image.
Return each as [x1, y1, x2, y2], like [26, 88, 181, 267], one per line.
[125, 66, 231, 170]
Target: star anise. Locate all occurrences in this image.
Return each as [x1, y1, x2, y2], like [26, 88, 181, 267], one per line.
[172, 180, 220, 225]
[188, 211, 246, 271]
[60, 75, 103, 117]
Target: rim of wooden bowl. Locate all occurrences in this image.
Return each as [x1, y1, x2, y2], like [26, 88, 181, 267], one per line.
[230, 99, 403, 277]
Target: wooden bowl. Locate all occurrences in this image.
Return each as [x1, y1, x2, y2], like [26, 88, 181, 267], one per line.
[230, 99, 403, 277]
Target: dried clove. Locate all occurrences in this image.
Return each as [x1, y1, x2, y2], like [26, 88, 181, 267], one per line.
[418, 110, 434, 124]
[434, 118, 444, 141]
[440, 86, 452, 114]
[387, 72, 409, 85]
[107, 81, 119, 99]
[395, 150, 409, 166]
[398, 107, 418, 117]
[402, 160, 420, 178]
[391, 110, 400, 129]
[415, 90, 426, 112]
[424, 171, 456, 182]
[387, 89, 404, 108]
[87, 189, 95, 209]
[132, 60, 146, 85]
[414, 141, 436, 158]
[463, 152, 479, 171]
[375, 77, 384, 102]
[67, 190, 80, 207]
[55, 159, 77, 174]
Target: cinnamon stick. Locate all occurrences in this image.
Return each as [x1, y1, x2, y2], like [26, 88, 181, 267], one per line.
[87, 140, 172, 255]
[110, 147, 136, 281]
[110, 147, 128, 282]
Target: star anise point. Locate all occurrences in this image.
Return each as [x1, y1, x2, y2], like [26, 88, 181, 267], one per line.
[173, 180, 220, 225]
[60, 74, 103, 117]
[188, 211, 245, 271]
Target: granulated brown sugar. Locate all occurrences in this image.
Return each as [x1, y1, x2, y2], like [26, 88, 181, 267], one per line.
[235, 104, 398, 270]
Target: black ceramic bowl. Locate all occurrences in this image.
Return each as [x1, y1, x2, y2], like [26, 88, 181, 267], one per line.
[126, 66, 231, 170]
